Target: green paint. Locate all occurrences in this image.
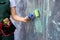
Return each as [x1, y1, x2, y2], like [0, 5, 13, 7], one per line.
[35, 18, 43, 33]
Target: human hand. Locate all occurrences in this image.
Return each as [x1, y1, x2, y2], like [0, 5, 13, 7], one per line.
[24, 16, 30, 22]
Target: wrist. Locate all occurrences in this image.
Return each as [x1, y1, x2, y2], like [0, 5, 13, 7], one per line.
[21, 18, 26, 22]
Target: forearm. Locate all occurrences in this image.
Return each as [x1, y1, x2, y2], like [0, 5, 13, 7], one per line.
[12, 15, 26, 22]
[10, 7, 26, 22]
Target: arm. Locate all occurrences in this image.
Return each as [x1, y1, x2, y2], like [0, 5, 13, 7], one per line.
[10, 7, 28, 22]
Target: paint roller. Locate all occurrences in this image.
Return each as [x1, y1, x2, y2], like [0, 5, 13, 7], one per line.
[34, 9, 40, 18]
[28, 9, 40, 20]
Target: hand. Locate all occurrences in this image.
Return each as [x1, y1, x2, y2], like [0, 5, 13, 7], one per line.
[24, 16, 30, 22]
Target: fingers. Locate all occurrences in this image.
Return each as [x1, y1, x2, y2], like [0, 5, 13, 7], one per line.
[24, 16, 30, 22]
